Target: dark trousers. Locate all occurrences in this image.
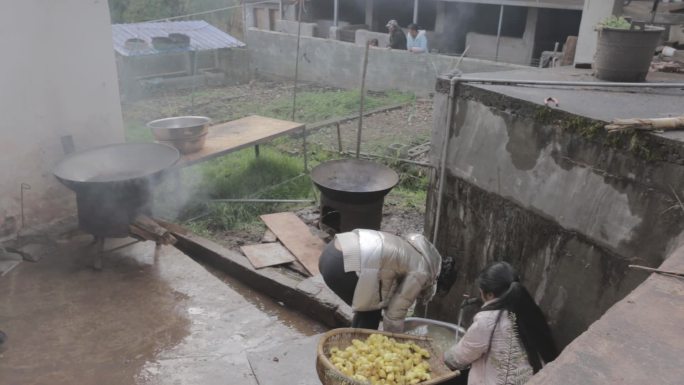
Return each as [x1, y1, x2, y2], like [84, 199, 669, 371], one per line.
[318, 241, 382, 329]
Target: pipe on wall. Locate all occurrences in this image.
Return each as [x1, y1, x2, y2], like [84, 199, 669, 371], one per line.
[458, 77, 684, 88]
[431, 75, 459, 244]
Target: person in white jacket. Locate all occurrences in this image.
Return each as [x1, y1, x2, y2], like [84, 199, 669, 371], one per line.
[406, 24, 428, 53]
[444, 262, 557, 385]
[318, 229, 442, 332]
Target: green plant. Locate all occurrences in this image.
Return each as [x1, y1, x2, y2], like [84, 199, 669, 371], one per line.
[597, 16, 631, 30]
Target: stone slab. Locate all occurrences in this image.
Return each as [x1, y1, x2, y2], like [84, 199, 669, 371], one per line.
[241, 242, 295, 269]
[247, 334, 323, 385]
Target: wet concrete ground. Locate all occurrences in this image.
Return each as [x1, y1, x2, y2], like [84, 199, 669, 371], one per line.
[0, 236, 325, 385]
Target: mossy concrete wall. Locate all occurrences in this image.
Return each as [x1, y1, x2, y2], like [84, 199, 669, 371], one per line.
[426, 80, 684, 348]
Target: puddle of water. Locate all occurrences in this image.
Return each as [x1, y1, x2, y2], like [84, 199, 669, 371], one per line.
[200, 263, 328, 336]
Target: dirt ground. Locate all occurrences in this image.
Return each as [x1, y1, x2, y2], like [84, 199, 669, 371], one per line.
[304, 98, 434, 158]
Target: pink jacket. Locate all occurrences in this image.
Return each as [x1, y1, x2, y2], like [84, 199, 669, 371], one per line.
[444, 306, 533, 385]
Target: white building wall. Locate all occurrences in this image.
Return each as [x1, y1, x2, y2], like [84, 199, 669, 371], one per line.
[0, 0, 124, 237]
[575, 0, 623, 65]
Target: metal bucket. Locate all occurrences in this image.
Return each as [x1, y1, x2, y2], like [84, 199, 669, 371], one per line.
[594, 26, 664, 82]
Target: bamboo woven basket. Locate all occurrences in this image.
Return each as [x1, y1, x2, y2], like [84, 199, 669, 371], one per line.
[316, 328, 461, 385]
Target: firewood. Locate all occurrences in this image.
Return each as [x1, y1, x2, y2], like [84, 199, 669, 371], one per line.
[605, 116, 684, 132]
[129, 215, 177, 245]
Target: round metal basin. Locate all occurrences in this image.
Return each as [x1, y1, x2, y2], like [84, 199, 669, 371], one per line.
[147, 116, 211, 154]
[310, 159, 399, 203]
[146, 116, 210, 140]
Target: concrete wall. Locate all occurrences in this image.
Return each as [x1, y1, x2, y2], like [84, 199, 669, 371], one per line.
[466, 7, 538, 65]
[219, 48, 252, 85]
[246, 29, 524, 95]
[426, 79, 684, 348]
[466, 33, 531, 64]
[274, 19, 317, 37]
[526, 244, 684, 385]
[0, 0, 124, 238]
[354, 30, 389, 47]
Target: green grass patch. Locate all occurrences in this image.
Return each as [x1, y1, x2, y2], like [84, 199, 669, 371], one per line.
[254, 89, 415, 123]
[165, 147, 313, 231]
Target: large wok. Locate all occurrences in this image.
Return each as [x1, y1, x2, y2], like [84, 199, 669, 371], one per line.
[310, 159, 399, 204]
[54, 143, 180, 237]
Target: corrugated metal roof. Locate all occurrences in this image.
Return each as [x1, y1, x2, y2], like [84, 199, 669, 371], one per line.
[112, 20, 245, 57]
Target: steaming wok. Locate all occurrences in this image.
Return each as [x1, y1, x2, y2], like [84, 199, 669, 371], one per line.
[310, 159, 399, 203]
[54, 142, 180, 186]
[54, 143, 180, 237]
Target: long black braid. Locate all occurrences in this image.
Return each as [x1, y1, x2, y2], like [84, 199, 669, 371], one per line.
[477, 262, 558, 373]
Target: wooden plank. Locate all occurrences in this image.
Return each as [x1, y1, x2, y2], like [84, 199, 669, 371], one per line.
[241, 243, 296, 269]
[178, 115, 305, 167]
[261, 229, 277, 243]
[260, 212, 325, 276]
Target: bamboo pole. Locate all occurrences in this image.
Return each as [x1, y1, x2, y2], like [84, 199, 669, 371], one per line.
[291, 1, 303, 121]
[605, 116, 684, 132]
[356, 42, 371, 158]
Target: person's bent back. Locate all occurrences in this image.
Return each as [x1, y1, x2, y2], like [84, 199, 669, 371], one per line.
[318, 229, 442, 332]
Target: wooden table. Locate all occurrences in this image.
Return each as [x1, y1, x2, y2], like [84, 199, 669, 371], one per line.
[176, 115, 306, 168]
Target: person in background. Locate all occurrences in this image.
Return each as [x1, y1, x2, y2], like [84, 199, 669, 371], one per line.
[386, 19, 407, 50]
[444, 262, 558, 385]
[368, 38, 379, 47]
[406, 24, 428, 53]
[318, 229, 442, 332]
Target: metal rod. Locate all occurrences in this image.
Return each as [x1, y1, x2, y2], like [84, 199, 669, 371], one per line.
[455, 45, 470, 70]
[336, 122, 343, 153]
[248, 173, 307, 198]
[413, 0, 419, 24]
[291, 2, 303, 121]
[651, 0, 661, 24]
[94, 237, 105, 270]
[279, 0, 283, 18]
[190, 51, 198, 114]
[495, 5, 505, 62]
[104, 240, 142, 255]
[302, 125, 308, 172]
[210, 198, 315, 203]
[343, 151, 433, 167]
[458, 77, 684, 88]
[629, 264, 684, 278]
[432, 77, 459, 243]
[356, 42, 371, 158]
[242, 1, 248, 41]
[334, 0, 339, 26]
[20, 183, 31, 229]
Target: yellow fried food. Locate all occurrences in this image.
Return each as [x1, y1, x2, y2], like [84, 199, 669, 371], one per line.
[327, 334, 432, 385]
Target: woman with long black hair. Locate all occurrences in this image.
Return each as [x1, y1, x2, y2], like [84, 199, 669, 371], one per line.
[444, 262, 557, 385]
